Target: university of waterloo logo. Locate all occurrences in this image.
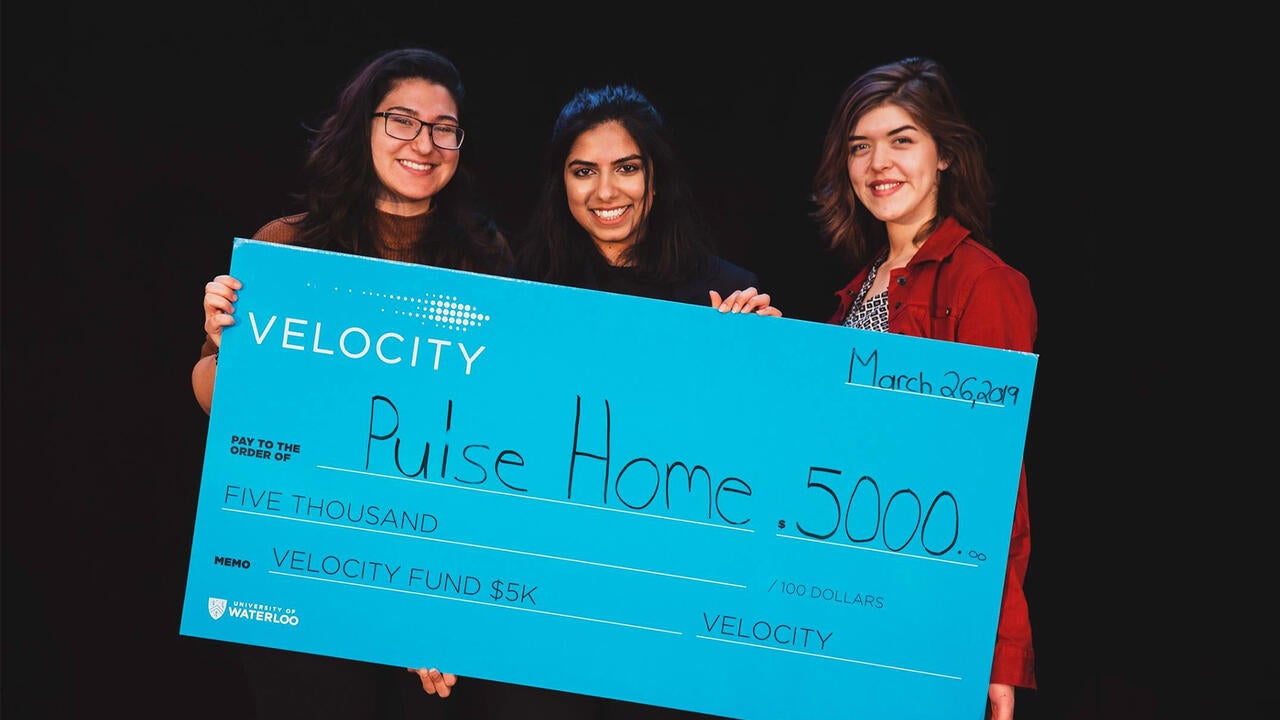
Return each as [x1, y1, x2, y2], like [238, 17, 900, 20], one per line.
[208, 597, 228, 620]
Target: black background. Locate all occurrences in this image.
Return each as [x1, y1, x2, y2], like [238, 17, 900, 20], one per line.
[2, 5, 1250, 719]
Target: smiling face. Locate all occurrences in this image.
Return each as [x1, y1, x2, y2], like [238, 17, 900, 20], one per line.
[371, 77, 461, 216]
[562, 120, 653, 266]
[847, 103, 949, 240]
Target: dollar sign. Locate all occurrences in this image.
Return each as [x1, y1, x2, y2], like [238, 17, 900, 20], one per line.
[490, 579, 504, 601]
[777, 519, 786, 529]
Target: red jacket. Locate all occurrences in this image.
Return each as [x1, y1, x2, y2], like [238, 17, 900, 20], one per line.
[828, 217, 1038, 689]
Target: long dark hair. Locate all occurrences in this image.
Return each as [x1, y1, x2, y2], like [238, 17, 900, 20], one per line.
[290, 47, 512, 273]
[516, 83, 715, 285]
[811, 56, 993, 267]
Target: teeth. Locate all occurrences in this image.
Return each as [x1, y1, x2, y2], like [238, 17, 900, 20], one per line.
[594, 208, 625, 219]
[873, 182, 898, 191]
[401, 160, 432, 170]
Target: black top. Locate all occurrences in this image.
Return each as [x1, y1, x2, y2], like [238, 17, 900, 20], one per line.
[577, 256, 760, 307]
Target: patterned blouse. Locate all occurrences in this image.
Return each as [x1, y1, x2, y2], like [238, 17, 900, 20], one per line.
[842, 250, 890, 332]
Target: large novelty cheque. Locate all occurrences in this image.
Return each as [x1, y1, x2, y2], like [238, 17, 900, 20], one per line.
[181, 239, 1037, 720]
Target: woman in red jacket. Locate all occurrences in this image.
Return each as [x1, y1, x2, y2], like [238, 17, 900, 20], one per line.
[811, 56, 1037, 720]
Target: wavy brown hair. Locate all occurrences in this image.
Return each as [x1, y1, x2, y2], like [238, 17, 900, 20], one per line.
[811, 56, 993, 267]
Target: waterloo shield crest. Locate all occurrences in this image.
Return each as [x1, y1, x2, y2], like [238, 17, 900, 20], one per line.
[208, 597, 228, 620]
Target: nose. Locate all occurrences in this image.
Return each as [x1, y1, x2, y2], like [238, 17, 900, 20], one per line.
[595, 174, 618, 201]
[870, 143, 893, 170]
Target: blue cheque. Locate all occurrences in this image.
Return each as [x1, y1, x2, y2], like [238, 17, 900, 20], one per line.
[180, 239, 1038, 720]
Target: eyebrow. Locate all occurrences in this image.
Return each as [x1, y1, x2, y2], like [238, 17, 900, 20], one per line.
[382, 105, 460, 123]
[567, 153, 644, 168]
[849, 124, 917, 141]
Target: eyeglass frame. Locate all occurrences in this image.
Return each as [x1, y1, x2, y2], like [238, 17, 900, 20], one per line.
[371, 112, 466, 149]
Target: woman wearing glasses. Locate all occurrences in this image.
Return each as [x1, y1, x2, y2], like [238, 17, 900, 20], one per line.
[191, 46, 510, 719]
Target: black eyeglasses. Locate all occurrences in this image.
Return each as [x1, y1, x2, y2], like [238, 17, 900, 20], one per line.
[372, 112, 465, 150]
